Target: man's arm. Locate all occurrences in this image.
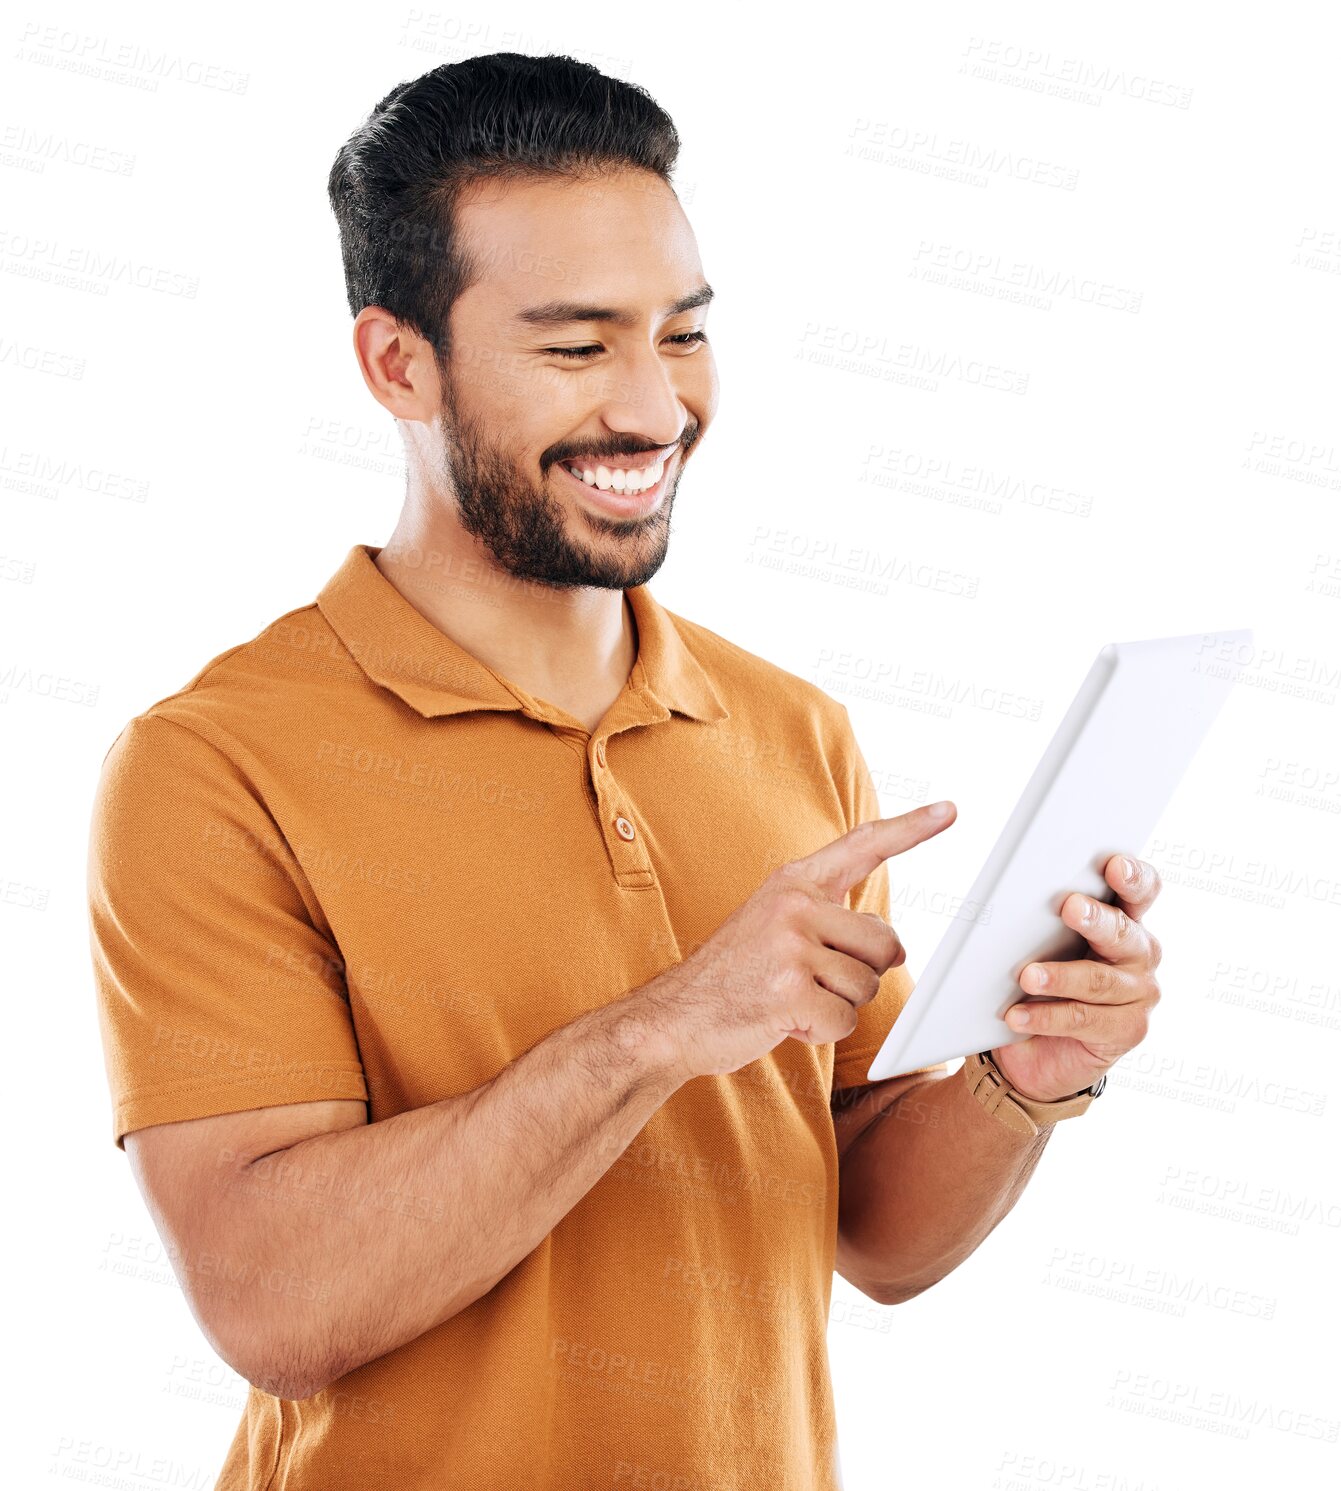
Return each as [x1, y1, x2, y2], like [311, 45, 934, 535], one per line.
[831, 1068, 1051, 1305]
[117, 784, 955, 1407]
[128, 989, 688, 1403]
[832, 852, 1164, 1304]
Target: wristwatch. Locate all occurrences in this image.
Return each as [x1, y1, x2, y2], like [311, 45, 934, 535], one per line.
[962, 1048, 1107, 1136]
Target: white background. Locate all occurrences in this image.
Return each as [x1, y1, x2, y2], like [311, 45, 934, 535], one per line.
[3, 1, 1339, 1487]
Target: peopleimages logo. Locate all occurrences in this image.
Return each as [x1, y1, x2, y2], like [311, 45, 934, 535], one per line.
[846, 118, 1081, 190]
[0, 230, 199, 297]
[961, 37, 1195, 109]
[1158, 1163, 1341, 1234]
[16, 22, 249, 94]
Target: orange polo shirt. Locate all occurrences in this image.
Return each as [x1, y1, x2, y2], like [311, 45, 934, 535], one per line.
[87, 542, 944, 1491]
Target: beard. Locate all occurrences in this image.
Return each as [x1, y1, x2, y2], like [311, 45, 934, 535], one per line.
[437, 367, 693, 591]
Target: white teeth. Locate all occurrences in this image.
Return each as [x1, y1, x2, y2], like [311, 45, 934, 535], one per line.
[565, 456, 667, 494]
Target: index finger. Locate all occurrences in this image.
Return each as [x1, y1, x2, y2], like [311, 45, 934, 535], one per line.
[781, 800, 957, 904]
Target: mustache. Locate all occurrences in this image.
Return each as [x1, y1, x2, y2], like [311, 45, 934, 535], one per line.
[548, 426, 698, 469]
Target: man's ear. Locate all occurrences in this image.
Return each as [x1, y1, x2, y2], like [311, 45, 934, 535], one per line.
[352, 306, 442, 423]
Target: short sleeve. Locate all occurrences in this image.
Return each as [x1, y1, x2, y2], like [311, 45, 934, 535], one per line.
[830, 709, 951, 1091]
[87, 712, 368, 1150]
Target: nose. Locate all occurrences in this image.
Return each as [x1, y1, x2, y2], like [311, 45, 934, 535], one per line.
[594, 346, 688, 453]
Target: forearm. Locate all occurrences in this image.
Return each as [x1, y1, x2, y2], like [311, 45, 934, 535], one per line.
[836, 1067, 1051, 1303]
[208, 989, 686, 1398]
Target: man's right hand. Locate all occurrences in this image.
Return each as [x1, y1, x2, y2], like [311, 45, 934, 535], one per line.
[639, 800, 958, 1081]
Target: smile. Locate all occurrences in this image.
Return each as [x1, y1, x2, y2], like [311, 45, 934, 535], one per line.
[554, 449, 676, 516]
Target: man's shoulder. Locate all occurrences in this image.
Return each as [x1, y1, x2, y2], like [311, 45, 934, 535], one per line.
[104, 598, 361, 769]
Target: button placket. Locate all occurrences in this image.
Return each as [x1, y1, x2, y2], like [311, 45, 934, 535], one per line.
[587, 731, 653, 885]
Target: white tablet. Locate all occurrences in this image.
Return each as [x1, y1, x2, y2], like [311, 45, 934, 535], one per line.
[866, 628, 1253, 1080]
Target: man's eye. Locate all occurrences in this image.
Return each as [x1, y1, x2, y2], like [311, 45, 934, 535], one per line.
[545, 331, 709, 361]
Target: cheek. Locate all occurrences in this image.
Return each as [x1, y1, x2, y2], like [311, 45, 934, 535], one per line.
[679, 355, 719, 427]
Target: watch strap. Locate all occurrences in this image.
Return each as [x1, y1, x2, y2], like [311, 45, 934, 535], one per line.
[962, 1049, 1100, 1136]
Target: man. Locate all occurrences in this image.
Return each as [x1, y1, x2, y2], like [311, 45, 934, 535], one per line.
[87, 52, 1162, 1491]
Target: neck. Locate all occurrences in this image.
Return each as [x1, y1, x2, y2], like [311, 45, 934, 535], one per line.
[373, 508, 637, 730]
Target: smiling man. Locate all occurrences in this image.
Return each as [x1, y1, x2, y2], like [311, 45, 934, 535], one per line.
[87, 52, 1162, 1491]
[363, 157, 713, 734]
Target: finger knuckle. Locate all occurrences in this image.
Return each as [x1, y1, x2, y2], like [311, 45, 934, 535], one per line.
[769, 960, 802, 995]
[1070, 1000, 1088, 1029]
[777, 923, 810, 961]
[1090, 963, 1118, 997]
[1112, 908, 1134, 945]
[1146, 933, 1164, 970]
[772, 863, 817, 898]
[772, 883, 817, 921]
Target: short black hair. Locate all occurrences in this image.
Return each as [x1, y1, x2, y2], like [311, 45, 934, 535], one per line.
[327, 52, 682, 364]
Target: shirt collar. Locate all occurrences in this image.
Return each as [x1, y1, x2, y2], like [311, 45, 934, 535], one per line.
[316, 543, 729, 726]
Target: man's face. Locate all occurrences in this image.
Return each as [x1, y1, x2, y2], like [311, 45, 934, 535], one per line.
[430, 168, 718, 591]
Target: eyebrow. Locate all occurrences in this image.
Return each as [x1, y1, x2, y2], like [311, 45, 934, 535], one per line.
[513, 282, 715, 330]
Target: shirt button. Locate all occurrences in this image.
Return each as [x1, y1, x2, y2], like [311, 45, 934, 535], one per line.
[595, 740, 606, 767]
[614, 815, 636, 841]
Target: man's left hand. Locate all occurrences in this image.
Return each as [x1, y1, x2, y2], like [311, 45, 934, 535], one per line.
[992, 853, 1163, 1103]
